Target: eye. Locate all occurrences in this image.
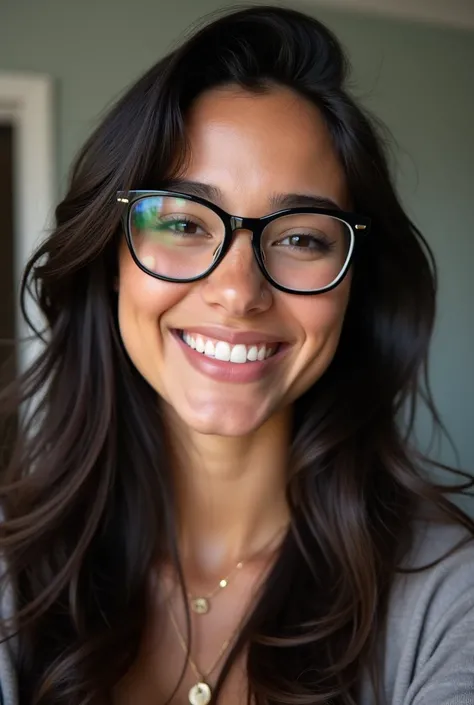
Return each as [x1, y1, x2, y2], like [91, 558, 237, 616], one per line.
[159, 216, 208, 236]
[276, 233, 335, 252]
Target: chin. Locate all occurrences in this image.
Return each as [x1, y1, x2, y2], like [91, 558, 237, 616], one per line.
[177, 401, 271, 437]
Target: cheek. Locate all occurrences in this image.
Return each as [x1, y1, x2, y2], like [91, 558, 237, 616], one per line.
[116, 247, 188, 383]
[300, 291, 348, 344]
[286, 281, 350, 395]
[118, 247, 179, 321]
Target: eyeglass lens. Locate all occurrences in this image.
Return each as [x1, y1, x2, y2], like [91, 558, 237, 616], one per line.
[129, 195, 353, 292]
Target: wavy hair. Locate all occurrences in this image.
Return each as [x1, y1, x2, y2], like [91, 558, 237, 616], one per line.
[1, 5, 473, 705]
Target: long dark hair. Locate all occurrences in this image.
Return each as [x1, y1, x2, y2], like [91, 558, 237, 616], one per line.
[1, 6, 473, 705]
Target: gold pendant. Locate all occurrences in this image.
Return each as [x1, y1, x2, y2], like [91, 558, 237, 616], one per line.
[189, 681, 212, 705]
[191, 597, 210, 614]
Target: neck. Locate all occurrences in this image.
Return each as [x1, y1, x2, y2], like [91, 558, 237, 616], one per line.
[164, 407, 291, 577]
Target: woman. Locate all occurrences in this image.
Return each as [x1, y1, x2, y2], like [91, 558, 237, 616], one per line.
[0, 5, 473, 705]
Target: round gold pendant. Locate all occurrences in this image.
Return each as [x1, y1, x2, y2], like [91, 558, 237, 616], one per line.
[191, 597, 209, 614]
[189, 681, 212, 705]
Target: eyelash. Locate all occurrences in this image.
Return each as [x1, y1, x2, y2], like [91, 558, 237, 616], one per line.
[276, 233, 336, 250]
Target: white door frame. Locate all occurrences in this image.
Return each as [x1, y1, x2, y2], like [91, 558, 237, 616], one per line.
[0, 73, 55, 371]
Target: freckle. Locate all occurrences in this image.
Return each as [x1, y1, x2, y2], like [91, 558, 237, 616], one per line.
[142, 255, 156, 270]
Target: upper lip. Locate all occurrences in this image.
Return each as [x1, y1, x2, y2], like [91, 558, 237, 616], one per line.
[175, 326, 284, 346]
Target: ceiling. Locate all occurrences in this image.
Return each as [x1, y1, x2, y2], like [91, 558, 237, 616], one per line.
[311, 0, 474, 30]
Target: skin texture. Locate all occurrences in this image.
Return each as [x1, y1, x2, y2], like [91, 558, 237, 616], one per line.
[115, 86, 352, 704]
[118, 86, 350, 440]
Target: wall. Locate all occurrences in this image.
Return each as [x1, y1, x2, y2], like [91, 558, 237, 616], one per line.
[0, 0, 473, 490]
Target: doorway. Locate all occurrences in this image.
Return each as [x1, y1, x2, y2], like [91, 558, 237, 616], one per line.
[0, 123, 16, 376]
[0, 72, 54, 472]
[0, 72, 54, 375]
[0, 122, 16, 470]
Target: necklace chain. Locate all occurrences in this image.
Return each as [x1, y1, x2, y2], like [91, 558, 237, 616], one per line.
[168, 604, 234, 682]
[167, 524, 290, 704]
[186, 525, 288, 615]
[187, 561, 243, 604]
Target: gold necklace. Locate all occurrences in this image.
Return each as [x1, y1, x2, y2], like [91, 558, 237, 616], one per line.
[169, 524, 289, 704]
[187, 561, 243, 615]
[168, 604, 240, 705]
[187, 525, 288, 616]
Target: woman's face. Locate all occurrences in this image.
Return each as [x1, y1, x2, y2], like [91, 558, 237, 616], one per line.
[118, 86, 351, 436]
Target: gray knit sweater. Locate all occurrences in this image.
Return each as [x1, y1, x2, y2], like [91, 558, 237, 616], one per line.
[1, 520, 474, 704]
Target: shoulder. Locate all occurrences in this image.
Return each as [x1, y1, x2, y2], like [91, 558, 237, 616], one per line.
[0, 607, 18, 705]
[0, 645, 16, 705]
[392, 519, 474, 614]
[371, 519, 474, 705]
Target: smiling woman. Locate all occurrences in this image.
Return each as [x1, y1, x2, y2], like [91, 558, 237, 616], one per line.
[1, 6, 474, 705]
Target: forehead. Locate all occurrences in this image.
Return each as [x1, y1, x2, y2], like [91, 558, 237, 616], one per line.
[180, 85, 349, 213]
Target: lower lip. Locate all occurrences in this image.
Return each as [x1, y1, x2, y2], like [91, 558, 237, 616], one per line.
[172, 331, 288, 384]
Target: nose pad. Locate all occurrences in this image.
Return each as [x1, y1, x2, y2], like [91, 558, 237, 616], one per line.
[212, 243, 223, 263]
[212, 224, 253, 267]
[230, 216, 244, 230]
[201, 228, 272, 316]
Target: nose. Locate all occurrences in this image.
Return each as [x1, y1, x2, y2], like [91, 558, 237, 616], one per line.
[200, 230, 273, 317]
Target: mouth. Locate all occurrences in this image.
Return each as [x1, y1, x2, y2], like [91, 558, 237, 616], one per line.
[176, 329, 281, 364]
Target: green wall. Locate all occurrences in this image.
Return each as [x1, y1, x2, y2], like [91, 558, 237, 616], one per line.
[1, 0, 473, 492]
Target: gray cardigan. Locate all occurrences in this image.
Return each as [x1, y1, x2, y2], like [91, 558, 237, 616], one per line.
[1, 520, 474, 704]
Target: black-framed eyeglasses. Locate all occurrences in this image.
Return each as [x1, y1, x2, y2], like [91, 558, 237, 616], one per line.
[117, 190, 371, 295]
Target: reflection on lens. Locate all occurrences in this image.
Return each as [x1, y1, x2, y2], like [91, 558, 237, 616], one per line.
[130, 196, 226, 279]
[128, 198, 354, 291]
[262, 213, 353, 291]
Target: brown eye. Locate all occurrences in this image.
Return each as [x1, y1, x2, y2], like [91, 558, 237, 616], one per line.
[276, 234, 334, 252]
[169, 219, 201, 235]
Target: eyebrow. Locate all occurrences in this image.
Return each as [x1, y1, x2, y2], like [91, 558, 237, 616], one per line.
[163, 179, 343, 212]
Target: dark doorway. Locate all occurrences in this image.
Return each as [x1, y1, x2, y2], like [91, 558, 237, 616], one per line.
[0, 123, 17, 471]
[0, 124, 16, 360]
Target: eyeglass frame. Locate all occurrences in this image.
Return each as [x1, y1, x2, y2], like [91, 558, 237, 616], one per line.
[117, 189, 371, 295]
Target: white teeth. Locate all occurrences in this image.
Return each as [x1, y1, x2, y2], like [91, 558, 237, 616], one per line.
[247, 345, 258, 362]
[230, 344, 247, 364]
[180, 331, 277, 363]
[204, 339, 215, 356]
[214, 341, 231, 362]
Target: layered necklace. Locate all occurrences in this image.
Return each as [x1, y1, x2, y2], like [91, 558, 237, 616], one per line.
[168, 525, 287, 705]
